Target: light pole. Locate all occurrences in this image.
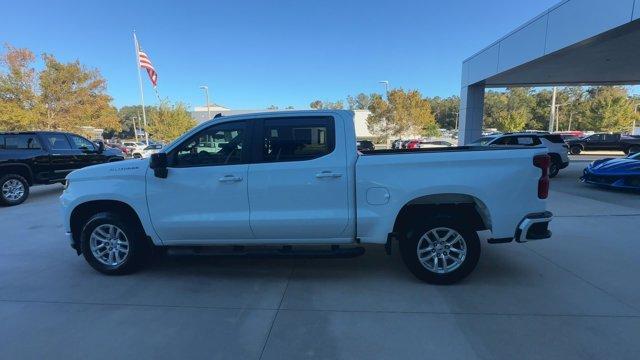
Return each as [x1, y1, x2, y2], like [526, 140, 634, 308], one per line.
[633, 103, 640, 135]
[199, 85, 211, 119]
[132, 116, 138, 142]
[379, 80, 389, 94]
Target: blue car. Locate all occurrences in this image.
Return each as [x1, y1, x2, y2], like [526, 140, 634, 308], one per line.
[581, 152, 640, 191]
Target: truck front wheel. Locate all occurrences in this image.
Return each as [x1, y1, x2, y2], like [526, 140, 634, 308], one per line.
[399, 220, 480, 285]
[80, 212, 149, 275]
[0, 174, 29, 206]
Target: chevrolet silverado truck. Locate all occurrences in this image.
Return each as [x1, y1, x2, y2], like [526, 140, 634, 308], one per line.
[60, 110, 553, 284]
[1, 131, 124, 206]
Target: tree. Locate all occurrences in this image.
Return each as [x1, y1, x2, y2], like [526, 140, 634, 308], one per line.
[0, 44, 120, 134]
[585, 86, 637, 132]
[309, 99, 344, 110]
[367, 89, 438, 140]
[267, 105, 278, 110]
[347, 93, 371, 110]
[310, 100, 323, 109]
[427, 95, 460, 129]
[0, 45, 39, 130]
[483, 88, 531, 132]
[145, 101, 196, 142]
[38, 54, 120, 132]
[115, 105, 156, 139]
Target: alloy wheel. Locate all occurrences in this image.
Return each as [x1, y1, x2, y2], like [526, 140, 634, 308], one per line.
[1, 179, 25, 201]
[89, 224, 130, 267]
[416, 227, 467, 274]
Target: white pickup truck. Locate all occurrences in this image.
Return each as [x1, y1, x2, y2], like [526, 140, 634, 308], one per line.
[60, 110, 552, 284]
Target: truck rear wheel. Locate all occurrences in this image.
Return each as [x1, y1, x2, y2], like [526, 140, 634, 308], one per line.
[80, 212, 149, 275]
[399, 219, 480, 285]
[0, 174, 29, 206]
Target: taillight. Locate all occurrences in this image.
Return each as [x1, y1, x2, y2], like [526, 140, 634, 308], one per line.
[533, 154, 550, 199]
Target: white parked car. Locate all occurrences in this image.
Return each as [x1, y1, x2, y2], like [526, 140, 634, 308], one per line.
[131, 144, 163, 158]
[415, 140, 453, 149]
[122, 141, 146, 153]
[60, 110, 553, 284]
[469, 133, 569, 178]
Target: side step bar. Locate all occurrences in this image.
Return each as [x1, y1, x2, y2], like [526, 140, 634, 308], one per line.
[166, 245, 366, 259]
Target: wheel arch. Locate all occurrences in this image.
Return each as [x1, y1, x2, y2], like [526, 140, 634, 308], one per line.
[70, 200, 147, 250]
[392, 193, 492, 236]
[0, 163, 34, 185]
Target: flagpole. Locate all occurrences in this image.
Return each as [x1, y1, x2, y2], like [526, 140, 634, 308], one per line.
[133, 31, 149, 145]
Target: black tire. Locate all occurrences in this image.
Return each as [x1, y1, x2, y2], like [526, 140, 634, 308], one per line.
[399, 218, 480, 285]
[570, 146, 581, 155]
[0, 174, 30, 206]
[549, 159, 560, 178]
[80, 212, 150, 275]
[133, 153, 142, 159]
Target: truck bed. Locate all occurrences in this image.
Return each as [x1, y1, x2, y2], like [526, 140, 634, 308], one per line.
[362, 145, 533, 155]
[354, 146, 548, 244]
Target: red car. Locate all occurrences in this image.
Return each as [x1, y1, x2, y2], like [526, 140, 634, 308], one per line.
[406, 140, 420, 149]
[108, 143, 130, 155]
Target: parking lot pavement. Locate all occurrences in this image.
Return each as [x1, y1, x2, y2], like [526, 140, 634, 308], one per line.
[1, 174, 640, 360]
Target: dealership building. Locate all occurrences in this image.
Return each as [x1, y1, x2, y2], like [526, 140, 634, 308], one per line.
[459, 0, 640, 144]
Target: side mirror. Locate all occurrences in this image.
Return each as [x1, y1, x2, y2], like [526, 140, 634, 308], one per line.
[97, 141, 105, 154]
[150, 152, 168, 178]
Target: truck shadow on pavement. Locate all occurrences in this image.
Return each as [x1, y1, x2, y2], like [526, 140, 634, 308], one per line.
[137, 243, 533, 286]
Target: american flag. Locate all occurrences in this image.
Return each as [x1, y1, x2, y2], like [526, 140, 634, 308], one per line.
[138, 47, 157, 87]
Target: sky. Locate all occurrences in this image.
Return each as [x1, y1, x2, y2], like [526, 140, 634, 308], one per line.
[1, 0, 561, 110]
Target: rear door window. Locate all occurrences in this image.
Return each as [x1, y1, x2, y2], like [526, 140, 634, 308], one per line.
[516, 136, 541, 146]
[44, 133, 73, 150]
[260, 117, 334, 163]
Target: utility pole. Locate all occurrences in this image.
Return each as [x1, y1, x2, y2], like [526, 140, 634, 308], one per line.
[379, 81, 389, 95]
[549, 87, 557, 132]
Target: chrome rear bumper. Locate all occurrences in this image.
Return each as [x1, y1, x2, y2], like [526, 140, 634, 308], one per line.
[515, 211, 553, 243]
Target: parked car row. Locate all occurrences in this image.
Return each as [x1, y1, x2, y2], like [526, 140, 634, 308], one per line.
[391, 139, 454, 150]
[95, 140, 165, 158]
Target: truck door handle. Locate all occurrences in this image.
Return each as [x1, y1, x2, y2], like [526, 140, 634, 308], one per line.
[316, 171, 342, 179]
[218, 175, 243, 183]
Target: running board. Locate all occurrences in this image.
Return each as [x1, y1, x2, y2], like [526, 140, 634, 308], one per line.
[166, 245, 366, 259]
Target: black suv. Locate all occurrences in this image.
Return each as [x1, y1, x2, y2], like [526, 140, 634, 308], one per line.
[0, 131, 124, 206]
[356, 140, 375, 152]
